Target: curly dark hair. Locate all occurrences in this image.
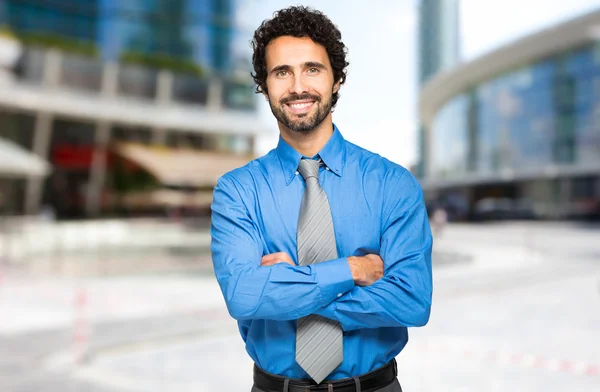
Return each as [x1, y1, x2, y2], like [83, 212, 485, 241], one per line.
[251, 6, 349, 108]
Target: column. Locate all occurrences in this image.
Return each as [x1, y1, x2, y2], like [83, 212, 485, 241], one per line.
[24, 113, 53, 215]
[152, 70, 173, 145]
[248, 135, 256, 156]
[43, 49, 62, 87]
[101, 62, 119, 96]
[424, 124, 433, 179]
[85, 121, 111, 217]
[557, 177, 571, 219]
[207, 77, 223, 111]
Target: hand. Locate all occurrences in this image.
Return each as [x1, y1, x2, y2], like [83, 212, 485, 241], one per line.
[348, 254, 384, 286]
[261, 252, 295, 267]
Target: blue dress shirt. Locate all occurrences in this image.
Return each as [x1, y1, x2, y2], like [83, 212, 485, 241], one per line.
[210, 125, 433, 380]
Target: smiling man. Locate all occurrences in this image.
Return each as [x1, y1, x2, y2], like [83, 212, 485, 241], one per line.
[210, 6, 433, 392]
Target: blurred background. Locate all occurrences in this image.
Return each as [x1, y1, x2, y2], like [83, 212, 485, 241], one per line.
[0, 0, 598, 391]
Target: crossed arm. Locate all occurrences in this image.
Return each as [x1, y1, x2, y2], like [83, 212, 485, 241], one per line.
[210, 173, 433, 329]
[262, 252, 384, 287]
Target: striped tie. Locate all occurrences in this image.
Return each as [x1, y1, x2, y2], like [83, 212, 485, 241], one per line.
[295, 158, 343, 384]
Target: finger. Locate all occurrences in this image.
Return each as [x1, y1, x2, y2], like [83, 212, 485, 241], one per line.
[265, 252, 292, 262]
[272, 252, 290, 260]
[262, 259, 293, 267]
[277, 253, 293, 263]
[262, 259, 280, 266]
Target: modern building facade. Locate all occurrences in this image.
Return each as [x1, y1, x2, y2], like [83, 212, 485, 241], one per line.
[417, 0, 461, 85]
[1, 0, 236, 72]
[0, 0, 262, 219]
[416, 0, 461, 178]
[418, 9, 600, 220]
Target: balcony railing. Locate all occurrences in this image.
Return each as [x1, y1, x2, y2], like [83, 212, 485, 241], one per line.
[61, 53, 103, 91]
[117, 64, 158, 99]
[12, 48, 256, 111]
[172, 73, 210, 105]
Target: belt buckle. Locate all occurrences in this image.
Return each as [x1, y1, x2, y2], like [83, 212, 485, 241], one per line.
[327, 383, 333, 392]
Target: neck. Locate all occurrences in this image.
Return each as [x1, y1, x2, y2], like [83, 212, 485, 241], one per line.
[278, 114, 334, 157]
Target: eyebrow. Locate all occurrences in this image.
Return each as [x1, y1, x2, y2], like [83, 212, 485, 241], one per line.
[303, 61, 326, 70]
[270, 64, 292, 74]
[269, 62, 327, 74]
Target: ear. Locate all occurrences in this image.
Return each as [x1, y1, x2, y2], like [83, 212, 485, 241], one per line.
[333, 80, 341, 94]
[261, 87, 269, 101]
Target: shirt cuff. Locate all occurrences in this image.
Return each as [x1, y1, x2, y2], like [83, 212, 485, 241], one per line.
[313, 257, 355, 305]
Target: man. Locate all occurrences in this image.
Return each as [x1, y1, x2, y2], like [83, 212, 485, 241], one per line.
[211, 6, 432, 392]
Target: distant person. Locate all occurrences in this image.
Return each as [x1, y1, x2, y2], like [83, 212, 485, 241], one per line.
[431, 206, 448, 237]
[40, 204, 56, 222]
[210, 6, 432, 392]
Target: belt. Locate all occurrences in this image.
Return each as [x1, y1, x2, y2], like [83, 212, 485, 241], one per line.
[253, 359, 397, 392]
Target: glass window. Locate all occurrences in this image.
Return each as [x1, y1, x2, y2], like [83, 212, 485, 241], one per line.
[430, 95, 469, 179]
[474, 61, 555, 173]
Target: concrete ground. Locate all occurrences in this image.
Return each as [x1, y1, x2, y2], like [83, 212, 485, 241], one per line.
[0, 221, 599, 391]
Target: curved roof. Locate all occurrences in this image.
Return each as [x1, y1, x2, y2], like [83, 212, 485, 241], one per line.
[419, 8, 600, 128]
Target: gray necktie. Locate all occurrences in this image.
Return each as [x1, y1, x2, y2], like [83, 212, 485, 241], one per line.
[295, 158, 343, 384]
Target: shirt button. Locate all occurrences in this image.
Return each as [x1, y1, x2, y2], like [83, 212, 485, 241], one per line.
[295, 171, 299, 175]
[337, 293, 342, 298]
[325, 167, 331, 171]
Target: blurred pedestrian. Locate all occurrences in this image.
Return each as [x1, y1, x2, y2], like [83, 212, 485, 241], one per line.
[431, 205, 448, 237]
[210, 6, 432, 392]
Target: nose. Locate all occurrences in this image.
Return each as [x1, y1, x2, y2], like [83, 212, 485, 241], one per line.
[289, 74, 308, 95]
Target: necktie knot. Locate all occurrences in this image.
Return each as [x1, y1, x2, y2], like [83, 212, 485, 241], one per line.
[297, 158, 320, 180]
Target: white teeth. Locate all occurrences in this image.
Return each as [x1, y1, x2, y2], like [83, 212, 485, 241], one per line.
[289, 102, 312, 109]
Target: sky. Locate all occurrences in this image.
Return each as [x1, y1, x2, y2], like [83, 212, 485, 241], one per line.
[236, 0, 600, 168]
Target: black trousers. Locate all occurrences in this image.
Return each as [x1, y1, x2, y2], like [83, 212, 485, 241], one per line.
[251, 378, 402, 392]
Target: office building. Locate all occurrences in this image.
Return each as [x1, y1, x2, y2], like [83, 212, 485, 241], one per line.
[418, 9, 600, 220]
[0, 0, 262, 218]
[416, 0, 461, 178]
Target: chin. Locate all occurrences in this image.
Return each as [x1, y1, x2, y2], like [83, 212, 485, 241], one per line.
[285, 121, 315, 133]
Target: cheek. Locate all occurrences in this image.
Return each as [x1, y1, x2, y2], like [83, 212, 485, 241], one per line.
[266, 81, 287, 101]
[308, 78, 334, 96]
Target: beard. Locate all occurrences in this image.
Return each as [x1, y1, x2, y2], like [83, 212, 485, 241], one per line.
[268, 92, 333, 133]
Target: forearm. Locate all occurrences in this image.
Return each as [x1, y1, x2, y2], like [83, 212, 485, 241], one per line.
[314, 252, 432, 330]
[315, 169, 434, 330]
[215, 254, 354, 321]
[210, 175, 353, 321]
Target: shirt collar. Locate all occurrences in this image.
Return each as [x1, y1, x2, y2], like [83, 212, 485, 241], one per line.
[276, 123, 346, 185]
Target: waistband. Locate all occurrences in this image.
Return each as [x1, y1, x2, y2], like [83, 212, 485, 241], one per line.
[253, 359, 397, 392]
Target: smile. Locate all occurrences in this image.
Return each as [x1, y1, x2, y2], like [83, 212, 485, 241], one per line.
[285, 100, 315, 114]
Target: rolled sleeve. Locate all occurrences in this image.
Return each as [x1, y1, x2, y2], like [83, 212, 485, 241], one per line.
[314, 257, 355, 305]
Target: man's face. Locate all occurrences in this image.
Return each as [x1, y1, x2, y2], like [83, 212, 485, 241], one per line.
[264, 36, 339, 133]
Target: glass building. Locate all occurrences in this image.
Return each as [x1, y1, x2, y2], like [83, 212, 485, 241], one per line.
[418, 0, 461, 85]
[418, 9, 600, 220]
[0, 0, 262, 218]
[416, 0, 461, 178]
[3, 0, 99, 42]
[1, 0, 236, 73]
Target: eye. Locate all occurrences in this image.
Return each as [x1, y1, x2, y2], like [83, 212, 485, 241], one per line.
[276, 70, 289, 77]
[307, 67, 319, 74]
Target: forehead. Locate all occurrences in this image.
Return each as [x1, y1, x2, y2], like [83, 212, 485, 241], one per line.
[265, 36, 331, 69]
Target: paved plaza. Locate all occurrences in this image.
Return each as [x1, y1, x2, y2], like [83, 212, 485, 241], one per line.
[0, 222, 599, 391]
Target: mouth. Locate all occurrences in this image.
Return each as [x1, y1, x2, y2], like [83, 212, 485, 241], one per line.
[284, 100, 316, 114]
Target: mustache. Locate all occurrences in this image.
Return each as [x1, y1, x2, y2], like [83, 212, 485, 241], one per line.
[280, 93, 321, 105]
